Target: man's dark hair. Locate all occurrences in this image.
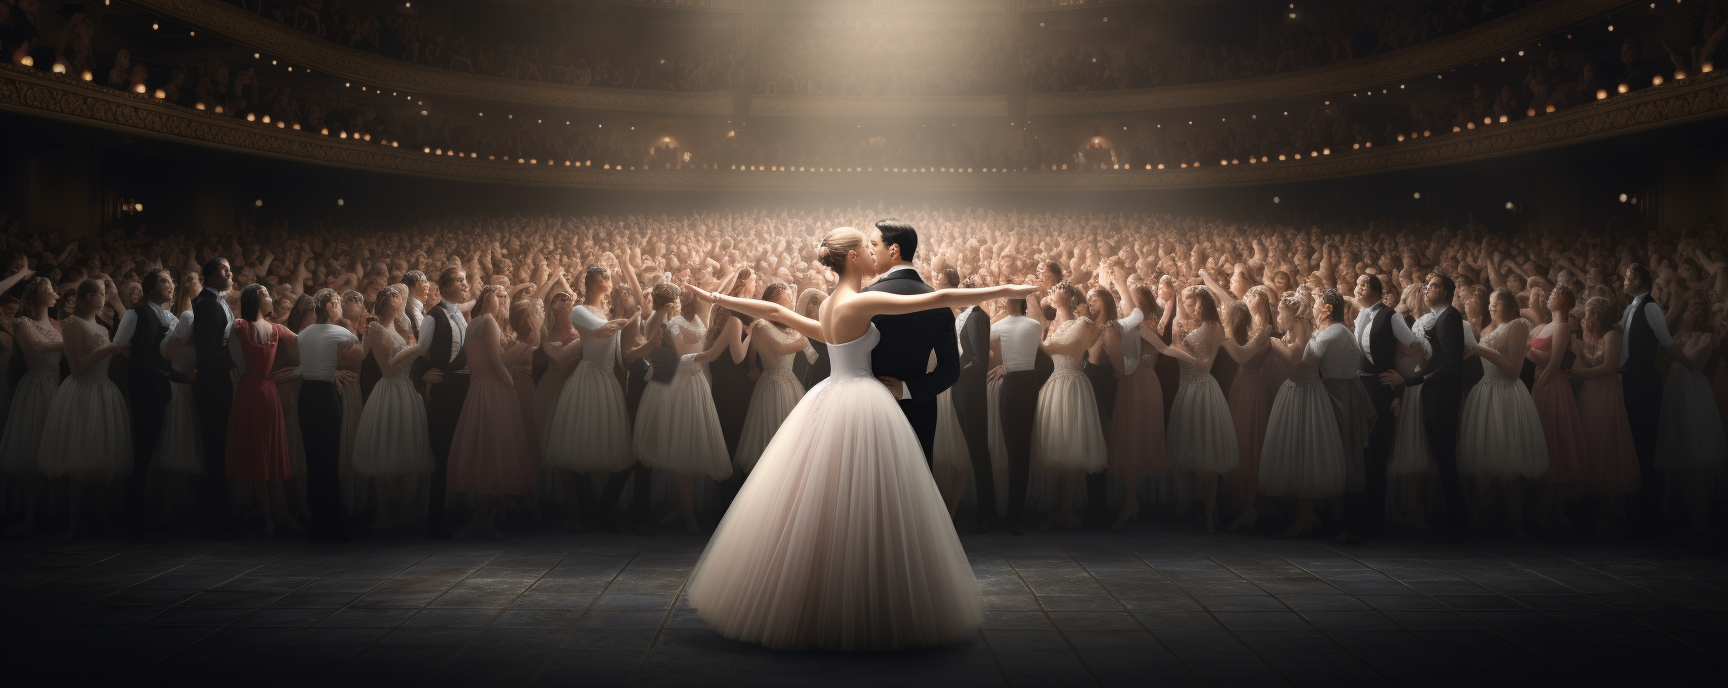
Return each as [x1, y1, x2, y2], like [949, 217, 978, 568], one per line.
[201, 257, 228, 281]
[874, 218, 917, 262]
[438, 266, 465, 292]
[1432, 274, 1457, 303]
[1361, 273, 1383, 297]
[1625, 263, 1651, 290]
[142, 269, 172, 301]
[403, 270, 426, 290]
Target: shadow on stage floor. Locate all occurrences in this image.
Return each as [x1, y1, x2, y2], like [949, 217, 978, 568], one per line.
[2, 516, 1725, 687]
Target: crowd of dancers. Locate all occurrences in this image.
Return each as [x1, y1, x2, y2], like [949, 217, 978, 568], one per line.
[0, 207, 1723, 543]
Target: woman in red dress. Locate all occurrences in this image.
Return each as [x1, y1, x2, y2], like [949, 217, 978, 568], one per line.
[226, 284, 302, 537]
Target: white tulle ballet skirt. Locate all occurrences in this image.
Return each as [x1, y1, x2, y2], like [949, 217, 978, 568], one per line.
[1031, 355, 1108, 472]
[986, 375, 1010, 515]
[152, 382, 203, 473]
[686, 324, 982, 651]
[38, 319, 133, 481]
[1458, 356, 1549, 480]
[1656, 362, 1726, 473]
[351, 342, 434, 477]
[635, 355, 732, 480]
[1257, 377, 1347, 498]
[733, 351, 805, 473]
[1386, 382, 1434, 476]
[543, 358, 634, 472]
[1167, 358, 1240, 474]
[932, 388, 971, 473]
[0, 352, 62, 475]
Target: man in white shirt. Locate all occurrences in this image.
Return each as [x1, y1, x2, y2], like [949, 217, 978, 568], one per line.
[1349, 274, 1418, 539]
[413, 268, 471, 539]
[1618, 263, 1686, 537]
[991, 298, 1042, 536]
[298, 289, 361, 543]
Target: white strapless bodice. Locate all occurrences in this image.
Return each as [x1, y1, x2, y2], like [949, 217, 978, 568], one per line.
[826, 324, 879, 381]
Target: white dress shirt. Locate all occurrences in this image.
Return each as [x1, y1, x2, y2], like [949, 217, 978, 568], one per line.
[114, 301, 177, 346]
[417, 301, 468, 365]
[1353, 302, 1418, 367]
[1306, 322, 1362, 379]
[1117, 308, 1146, 374]
[1618, 293, 1674, 367]
[163, 310, 196, 373]
[991, 315, 1042, 372]
[406, 296, 425, 333]
[296, 324, 358, 382]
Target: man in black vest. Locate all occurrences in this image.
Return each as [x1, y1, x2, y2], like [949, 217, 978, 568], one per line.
[863, 220, 960, 467]
[1382, 274, 1467, 542]
[413, 267, 470, 539]
[1620, 263, 1685, 537]
[192, 258, 236, 530]
[947, 270, 998, 532]
[123, 269, 190, 535]
[1346, 273, 1415, 541]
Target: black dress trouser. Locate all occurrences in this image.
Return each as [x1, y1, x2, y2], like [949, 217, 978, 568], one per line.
[426, 373, 469, 537]
[999, 370, 1040, 529]
[299, 380, 346, 541]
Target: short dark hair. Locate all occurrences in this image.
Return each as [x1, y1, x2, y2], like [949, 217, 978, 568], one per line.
[201, 257, 228, 281]
[1431, 274, 1457, 302]
[1625, 263, 1651, 290]
[438, 266, 464, 292]
[1360, 273, 1383, 297]
[874, 218, 917, 261]
[403, 270, 426, 290]
[142, 269, 173, 301]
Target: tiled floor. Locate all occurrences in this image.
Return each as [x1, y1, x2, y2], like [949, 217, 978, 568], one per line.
[2, 522, 1724, 687]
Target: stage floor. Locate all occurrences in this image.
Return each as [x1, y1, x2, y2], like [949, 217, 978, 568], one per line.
[3, 522, 1724, 687]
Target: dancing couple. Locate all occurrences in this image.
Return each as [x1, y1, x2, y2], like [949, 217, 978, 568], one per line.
[679, 220, 1033, 651]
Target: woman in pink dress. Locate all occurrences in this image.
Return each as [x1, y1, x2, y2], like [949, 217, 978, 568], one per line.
[1106, 282, 1167, 530]
[226, 284, 302, 538]
[1528, 285, 1587, 528]
[448, 286, 537, 539]
[1568, 296, 1641, 532]
[1220, 286, 1275, 532]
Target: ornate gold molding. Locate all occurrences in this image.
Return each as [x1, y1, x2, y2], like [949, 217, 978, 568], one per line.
[3, 63, 1724, 191]
[129, 0, 1634, 117]
[123, 0, 736, 115]
[1028, 0, 1635, 114]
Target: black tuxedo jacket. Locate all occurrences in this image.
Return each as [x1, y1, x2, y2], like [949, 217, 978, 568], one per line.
[191, 288, 234, 390]
[1402, 306, 1464, 412]
[127, 303, 189, 407]
[864, 270, 959, 404]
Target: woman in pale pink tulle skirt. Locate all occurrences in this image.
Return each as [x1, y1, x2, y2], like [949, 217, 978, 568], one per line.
[447, 287, 538, 539]
[1528, 286, 1588, 527]
[682, 227, 1033, 651]
[1219, 287, 1275, 532]
[1106, 283, 1167, 531]
[1568, 297, 1640, 531]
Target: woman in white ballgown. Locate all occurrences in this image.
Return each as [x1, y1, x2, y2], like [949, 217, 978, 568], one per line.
[1144, 285, 1239, 532]
[37, 280, 133, 540]
[681, 227, 1032, 651]
[1030, 282, 1107, 530]
[541, 266, 634, 531]
[0, 278, 63, 537]
[350, 286, 431, 530]
[1458, 289, 1548, 538]
[733, 282, 808, 474]
[1655, 297, 1724, 538]
[634, 284, 733, 534]
[1257, 291, 1346, 538]
[1387, 292, 1437, 526]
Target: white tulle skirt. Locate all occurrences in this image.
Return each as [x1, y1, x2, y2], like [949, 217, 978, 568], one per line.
[1031, 369, 1108, 472]
[986, 376, 1010, 515]
[1167, 369, 1240, 474]
[733, 370, 805, 473]
[1387, 384, 1434, 476]
[933, 388, 971, 473]
[0, 366, 59, 475]
[542, 359, 633, 472]
[38, 375, 132, 481]
[1656, 363, 1726, 473]
[1257, 379, 1347, 499]
[351, 376, 434, 476]
[1458, 377, 1549, 480]
[686, 373, 982, 651]
[635, 365, 732, 481]
[153, 382, 203, 474]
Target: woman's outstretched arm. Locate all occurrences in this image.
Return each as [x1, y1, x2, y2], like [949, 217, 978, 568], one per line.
[686, 284, 826, 342]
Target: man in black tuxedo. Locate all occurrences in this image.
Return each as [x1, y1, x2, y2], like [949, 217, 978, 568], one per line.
[1381, 274, 1467, 542]
[864, 219, 960, 468]
[192, 258, 237, 529]
[413, 267, 471, 539]
[123, 269, 190, 534]
[1619, 263, 1685, 537]
[946, 269, 997, 532]
[1347, 273, 1416, 541]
